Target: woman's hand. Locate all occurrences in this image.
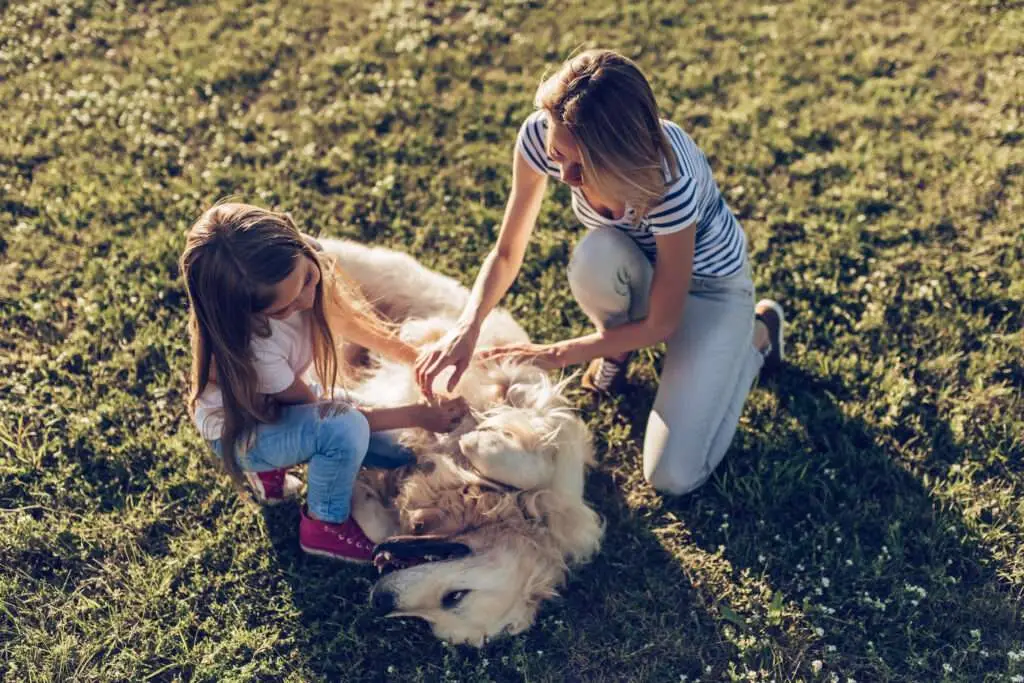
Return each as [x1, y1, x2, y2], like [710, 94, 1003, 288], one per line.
[414, 397, 470, 433]
[415, 324, 481, 400]
[475, 343, 566, 370]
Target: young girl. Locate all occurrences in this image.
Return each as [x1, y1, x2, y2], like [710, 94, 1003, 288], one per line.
[182, 203, 466, 563]
[416, 49, 786, 497]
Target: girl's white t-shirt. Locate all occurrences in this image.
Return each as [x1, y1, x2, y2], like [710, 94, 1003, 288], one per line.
[193, 310, 315, 440]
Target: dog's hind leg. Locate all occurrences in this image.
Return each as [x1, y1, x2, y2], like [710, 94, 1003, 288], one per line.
[351, 475, 400, 544]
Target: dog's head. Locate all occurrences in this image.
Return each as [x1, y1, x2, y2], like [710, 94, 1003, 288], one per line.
[369, 526, 565, 646]
[370, 472, 603, 646]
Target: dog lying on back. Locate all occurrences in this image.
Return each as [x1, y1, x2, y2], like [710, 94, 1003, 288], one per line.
[320, 239, 603, 646]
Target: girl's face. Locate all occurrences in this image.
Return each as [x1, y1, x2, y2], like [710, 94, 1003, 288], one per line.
[545, 117, 585, 188]
[262, 254, 321, 320]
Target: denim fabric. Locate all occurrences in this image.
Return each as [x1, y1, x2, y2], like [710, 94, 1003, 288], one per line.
[568, 226, 763, 495]
[211, 402, 370, 523]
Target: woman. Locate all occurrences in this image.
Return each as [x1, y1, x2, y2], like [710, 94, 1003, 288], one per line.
[416, 49, 785, 495]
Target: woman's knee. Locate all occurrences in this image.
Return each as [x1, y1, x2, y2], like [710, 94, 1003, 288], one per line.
[568, 228, 649, 317]
[569, 228, 632, 291]
[317, 405, 371, 458]
[642, 426, 710, 496]
[644, 459, 709, 496]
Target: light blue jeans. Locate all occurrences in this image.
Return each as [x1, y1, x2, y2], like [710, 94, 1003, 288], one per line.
[568, 227, 763, 495]
[210, 403, 413, 523]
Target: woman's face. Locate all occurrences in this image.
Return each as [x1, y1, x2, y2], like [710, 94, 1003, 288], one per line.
[545, 117, 585, 188]
[262, 254, 321, 320]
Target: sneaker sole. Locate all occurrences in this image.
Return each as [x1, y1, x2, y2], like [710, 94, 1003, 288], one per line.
[757, 299, 785, 364]
[254, 495, 296, 506]
[299, 543, 373, 564]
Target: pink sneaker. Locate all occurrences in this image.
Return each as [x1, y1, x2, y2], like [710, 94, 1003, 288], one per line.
[299, 507, 375, 563]
[245, 469, 303, 505]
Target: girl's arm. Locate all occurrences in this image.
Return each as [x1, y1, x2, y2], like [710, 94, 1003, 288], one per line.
[479, 227, 696, 368]
[323, 264, 419, 365]
[415, 150, 548, 397]
[360, 397, 467, 433]
[302, 232, 416, 362]
[272, 377, 469, 433]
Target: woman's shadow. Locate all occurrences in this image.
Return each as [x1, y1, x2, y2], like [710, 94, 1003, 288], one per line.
[252, 362, 1020, 682]
[611, 363, 1021, 681]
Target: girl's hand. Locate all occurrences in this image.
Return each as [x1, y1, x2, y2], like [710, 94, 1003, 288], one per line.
[415, 397, 470, 433]
[415, 324, 481, 400]
[475, 343, 565, 370]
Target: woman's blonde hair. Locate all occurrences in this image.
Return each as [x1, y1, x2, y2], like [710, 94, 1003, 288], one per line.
[535, 49, 677, 218]
[180, 203, 388, 488]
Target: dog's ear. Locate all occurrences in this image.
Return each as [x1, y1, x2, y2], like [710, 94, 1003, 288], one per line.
[499, 550, 564, 636]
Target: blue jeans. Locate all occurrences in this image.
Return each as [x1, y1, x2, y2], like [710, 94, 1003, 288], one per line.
[210, 403, 414, 523]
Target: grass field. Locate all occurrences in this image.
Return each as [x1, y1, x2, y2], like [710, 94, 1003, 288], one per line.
[1, 0, 1022, 680]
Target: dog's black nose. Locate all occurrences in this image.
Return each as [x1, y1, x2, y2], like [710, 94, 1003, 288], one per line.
[371, 590, 396, 615]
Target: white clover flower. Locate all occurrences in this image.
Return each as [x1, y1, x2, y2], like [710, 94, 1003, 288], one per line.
[812, 660, 823, 674]
[814, 627, 825, 637]
[821, 577, 831, 588]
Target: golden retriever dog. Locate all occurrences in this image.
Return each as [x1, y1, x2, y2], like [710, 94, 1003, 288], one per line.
[320, 239, 603, 646]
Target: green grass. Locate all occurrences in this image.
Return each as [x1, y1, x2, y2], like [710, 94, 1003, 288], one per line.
[1, 0, 1022, 680]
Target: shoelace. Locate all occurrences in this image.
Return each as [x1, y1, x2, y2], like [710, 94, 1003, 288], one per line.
[591, 358, 623, 391]
[330, 527, 373, 551]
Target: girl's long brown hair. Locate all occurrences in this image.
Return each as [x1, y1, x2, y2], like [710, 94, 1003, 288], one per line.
[180, 203, 381, 488]
[536, 49, 678, 220]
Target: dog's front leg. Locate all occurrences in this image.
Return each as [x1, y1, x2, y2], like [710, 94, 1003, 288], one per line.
[459, 436, 555, 490]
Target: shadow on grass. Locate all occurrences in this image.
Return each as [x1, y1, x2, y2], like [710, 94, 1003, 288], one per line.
[615, 364, 1021, 680]
[256, 467, 735, 681]
[245, 363, 1019, 681]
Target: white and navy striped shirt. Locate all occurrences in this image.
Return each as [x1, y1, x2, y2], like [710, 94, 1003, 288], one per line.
[516, 110, 747, 277]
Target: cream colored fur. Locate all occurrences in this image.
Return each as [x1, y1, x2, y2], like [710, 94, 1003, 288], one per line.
[319, 238, 603, 646]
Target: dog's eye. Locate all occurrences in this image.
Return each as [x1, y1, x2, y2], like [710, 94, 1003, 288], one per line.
[441, 589, 470, 610]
